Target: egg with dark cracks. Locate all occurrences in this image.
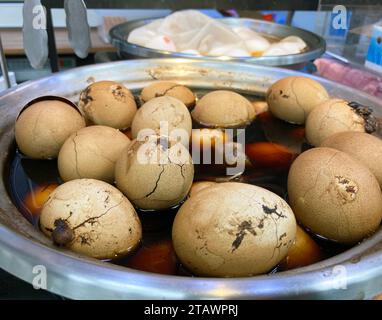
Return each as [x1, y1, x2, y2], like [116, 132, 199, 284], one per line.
[172, 182, 296, 277]
[288, 147, 382, 244]
[40, 179, 142, 260]
[266, 76, 329, 125]
[78, 81, 137, 130]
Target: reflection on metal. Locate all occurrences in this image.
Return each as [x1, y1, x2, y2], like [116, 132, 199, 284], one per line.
[22, 0, 49, 69]
[65, 0, 91, 59]
[0, 34, 11, 89]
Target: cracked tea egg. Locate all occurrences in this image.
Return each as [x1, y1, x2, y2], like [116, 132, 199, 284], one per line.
[190, 128, 228, 152]
[78, 80, 137, 130]
[321, 131, 382, 187]
[131, 96, 192, 141]
[279, 225, 322, 271]
[172, 182, 296, 277]
[192, 90, 255, 128]
[305, 99, 375, 146]
[141, 81, 196, 108]
[288, 147, 382, 244]
[58, 125, 130, 183]
[15, 97, 86, 159]
[266, 76, 329, 124]
[115, 135, 194, 210]
[40, 179, 142, 260]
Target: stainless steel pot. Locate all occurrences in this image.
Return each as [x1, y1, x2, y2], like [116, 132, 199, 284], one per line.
[1, 59, 382, 300]
[109, 18, 326, 68]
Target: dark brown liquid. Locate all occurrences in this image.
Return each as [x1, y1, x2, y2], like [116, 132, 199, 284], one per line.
[5, 91, 352, 276]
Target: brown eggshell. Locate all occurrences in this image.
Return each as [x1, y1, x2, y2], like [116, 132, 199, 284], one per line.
[288, 147, 382, 244]
[305, 99, 365, 146]
[78, 80, 137, 129]
[192, 90, 255, 128]
[279, 225, 322, 270]
[321, 131, 382, 188]
[115, 135, 194, 210]
[266, 76, 329, 124]
[251, 100, 269, 115]
[188, 181, 217, 197]
[58, 125, 130, 183]
[172, 182, 296, 277]
[15, 99, 85, 159]
[40, 179, 142, 260]
[131, 96, 192, 140]
[141, 81, 196, 108]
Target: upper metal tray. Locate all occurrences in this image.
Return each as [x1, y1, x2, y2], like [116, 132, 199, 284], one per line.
[109, 18, 326, 67]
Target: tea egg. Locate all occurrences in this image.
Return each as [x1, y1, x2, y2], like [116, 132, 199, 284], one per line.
[40, 179, 142, 260]
[266, 76, 329, 124]
[251, 101, 269, 115]
[288, 147, 382, 244]
[78, 80, 137, 130]
[191, 90, 255, 128]
[172, 182, 296, 277]
[24, 183, 58, 216]
[190, 128, 228, 151]
[115, 135, 194, 210]
[15, 98, 85, 159]
[321, 131, 382, 187]
[58, 125, 130, 183]
[141, 81, 196, 108]
[279, 225, 322, 270]
[131, 96, 192, 140]
[188, 181, 217, 198]
[245, 142, 295, 170]
[126, 239, 177, 275]
[306, 99, 367, 146]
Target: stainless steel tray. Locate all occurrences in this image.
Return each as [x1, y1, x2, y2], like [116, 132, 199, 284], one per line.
[0, 59, 381, 300]
[109, 18, 326, 67]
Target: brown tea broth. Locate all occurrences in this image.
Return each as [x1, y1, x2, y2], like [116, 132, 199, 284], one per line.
[5, 90, 351, 276]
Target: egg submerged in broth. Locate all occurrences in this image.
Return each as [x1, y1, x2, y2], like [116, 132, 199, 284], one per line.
[172, 182, 296, 277]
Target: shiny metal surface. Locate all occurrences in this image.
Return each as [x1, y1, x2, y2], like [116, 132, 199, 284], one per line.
[65, 0, 91, 59]
[22, 0, 49, 69]
[0, 59, 382, 300]
[109, 18, 326, 67]
[0, 34, 11, 89]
